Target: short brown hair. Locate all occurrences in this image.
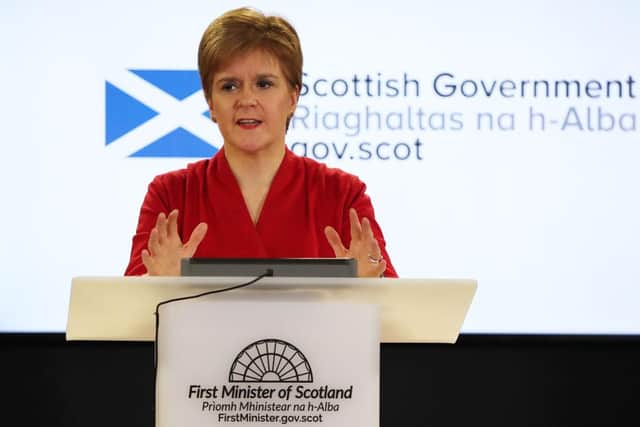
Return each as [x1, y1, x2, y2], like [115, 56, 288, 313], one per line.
[198, 7, 303, 102]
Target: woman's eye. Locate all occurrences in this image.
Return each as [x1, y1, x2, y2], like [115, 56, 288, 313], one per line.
[221, 82, 237, 91]
[257, 80, 273, 89]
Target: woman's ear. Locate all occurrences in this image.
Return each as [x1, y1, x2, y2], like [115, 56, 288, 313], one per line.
[289, 84, 301, 114]
[207, 99, 217, 123]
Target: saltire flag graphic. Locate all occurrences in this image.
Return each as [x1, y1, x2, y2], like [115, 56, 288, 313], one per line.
[105, 69, 218, 157]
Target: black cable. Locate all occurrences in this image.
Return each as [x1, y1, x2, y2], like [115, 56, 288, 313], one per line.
[151, 269, 274, 423]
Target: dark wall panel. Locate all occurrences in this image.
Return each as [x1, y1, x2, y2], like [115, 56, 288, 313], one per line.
[2, 334, 638, 427]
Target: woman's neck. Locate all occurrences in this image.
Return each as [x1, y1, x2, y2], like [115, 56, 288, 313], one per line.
[223, 144, 286, 224]
[224, 144, 286, 189]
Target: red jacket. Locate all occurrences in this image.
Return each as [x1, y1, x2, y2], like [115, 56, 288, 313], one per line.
[125, 148, 397, 277]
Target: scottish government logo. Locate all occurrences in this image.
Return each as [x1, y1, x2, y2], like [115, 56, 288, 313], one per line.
[105, 69, 218, 157]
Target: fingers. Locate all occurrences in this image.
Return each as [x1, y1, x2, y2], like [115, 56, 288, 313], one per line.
[141, 249, 154, 274]
[155, 212, 167, 244]
[350, 214, 386, 277]
[362, 217, 381, 259]
[371, 259, 387, 277]
[144, 209, 191, 276]
[349, 208, 362, 242]
[166, 209, 179, 240]
[148, 210, 177, 257]
[184, 222, 208, 256]
[324, 226, 348, 257]
[148, 227, 160, 256]
[154, 209, 179, 243]
[359, 256, 386, 278]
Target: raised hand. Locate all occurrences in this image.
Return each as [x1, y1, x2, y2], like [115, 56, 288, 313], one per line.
[324, 208, 387, 278]
[141, 209, 208, 276]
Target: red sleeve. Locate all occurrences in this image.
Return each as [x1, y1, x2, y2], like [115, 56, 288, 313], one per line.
[124, 176, 173, 276]
[341, 178, 398, 278]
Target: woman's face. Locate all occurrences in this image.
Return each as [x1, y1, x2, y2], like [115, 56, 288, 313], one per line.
[208, 49, 299, 156]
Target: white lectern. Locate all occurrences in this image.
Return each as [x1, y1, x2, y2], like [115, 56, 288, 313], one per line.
[67, 276, 476, 427]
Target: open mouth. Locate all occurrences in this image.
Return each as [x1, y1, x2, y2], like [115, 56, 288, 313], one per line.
[236, 119, 263, 129]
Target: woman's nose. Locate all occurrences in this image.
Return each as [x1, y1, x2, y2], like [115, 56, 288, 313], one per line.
[237, 86, 258, 107]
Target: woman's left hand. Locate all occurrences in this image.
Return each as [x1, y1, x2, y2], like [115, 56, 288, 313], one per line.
[324, 208, 387, 278]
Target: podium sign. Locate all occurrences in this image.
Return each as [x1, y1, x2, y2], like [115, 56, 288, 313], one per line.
[156, 300, 379, 427]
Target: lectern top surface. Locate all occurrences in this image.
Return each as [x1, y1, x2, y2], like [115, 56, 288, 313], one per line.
[67, 276, 477, 344]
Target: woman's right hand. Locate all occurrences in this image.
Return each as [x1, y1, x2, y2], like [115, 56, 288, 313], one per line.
[141, 209, 208, 276]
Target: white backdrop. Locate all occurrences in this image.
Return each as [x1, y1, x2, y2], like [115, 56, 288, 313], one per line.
[1, 0, 639, 333]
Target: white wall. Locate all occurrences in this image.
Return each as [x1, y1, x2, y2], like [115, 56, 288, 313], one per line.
[1, 0, 639, 333]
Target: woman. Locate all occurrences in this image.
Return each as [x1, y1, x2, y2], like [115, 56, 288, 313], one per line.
[124, 7, 397, 278]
